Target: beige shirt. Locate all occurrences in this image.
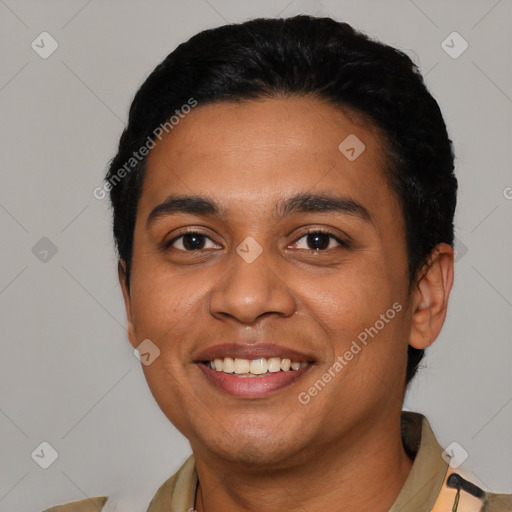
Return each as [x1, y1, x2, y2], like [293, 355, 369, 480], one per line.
[44, 411, 512, 512]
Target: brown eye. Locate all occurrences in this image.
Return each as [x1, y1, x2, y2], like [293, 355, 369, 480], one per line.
[305, 233, 331, 250]
[290, 230, 350, 251]
[167, 232, 221, 251]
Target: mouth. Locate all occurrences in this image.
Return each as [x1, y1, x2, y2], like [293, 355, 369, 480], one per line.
[204, 356, 309, 374]
[194, 344, 315, 398]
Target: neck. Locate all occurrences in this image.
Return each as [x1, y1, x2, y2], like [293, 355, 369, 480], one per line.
[193, 413, 414, 512]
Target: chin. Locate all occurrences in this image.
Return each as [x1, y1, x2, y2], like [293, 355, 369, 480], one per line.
[196, 426, 312, 470]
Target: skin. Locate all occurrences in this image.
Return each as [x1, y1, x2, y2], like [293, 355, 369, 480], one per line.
[119, 96, 454, 512]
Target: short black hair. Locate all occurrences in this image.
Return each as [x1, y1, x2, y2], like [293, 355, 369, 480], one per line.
[106, 15, 457, 388]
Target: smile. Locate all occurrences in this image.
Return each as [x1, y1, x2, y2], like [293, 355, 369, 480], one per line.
[197, 359, 313, 398]
[194, 343, 315, 398]
[205, 357, 309, 375]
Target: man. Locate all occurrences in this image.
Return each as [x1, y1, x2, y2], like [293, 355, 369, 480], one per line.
[45, 15, 512, 512]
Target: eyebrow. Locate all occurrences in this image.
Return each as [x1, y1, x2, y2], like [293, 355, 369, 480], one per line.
[146, 192, 371, 227]
[276, 192, 371, 222]
[147, 195, 219, 227]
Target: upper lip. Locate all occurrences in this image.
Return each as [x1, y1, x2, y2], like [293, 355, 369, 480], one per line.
[193, 343, 314, 363]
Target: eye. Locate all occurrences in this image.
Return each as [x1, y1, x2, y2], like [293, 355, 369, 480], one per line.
[289, 230, 350, 251]
[165, 231, 221, 251]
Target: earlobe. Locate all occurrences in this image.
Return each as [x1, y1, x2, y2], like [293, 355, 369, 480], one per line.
[409, 243, 454, 350]
[118, 260, 137, 349]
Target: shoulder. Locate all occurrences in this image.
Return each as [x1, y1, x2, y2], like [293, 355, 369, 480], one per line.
[42, 455, 196, 512]
[483, 492, 512, 511]
[434, 469, 512, 512]
[42, 496, 108, 512]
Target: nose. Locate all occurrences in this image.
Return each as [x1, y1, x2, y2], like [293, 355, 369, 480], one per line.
[208, 243, 297, 324]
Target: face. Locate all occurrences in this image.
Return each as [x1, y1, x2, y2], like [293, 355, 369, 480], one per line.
[121, 96, 415, 467]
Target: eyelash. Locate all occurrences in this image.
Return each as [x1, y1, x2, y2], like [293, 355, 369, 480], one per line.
[163, 228, 351, 252]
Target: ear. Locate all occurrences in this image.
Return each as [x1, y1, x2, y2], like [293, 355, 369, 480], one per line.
[118, 260, 137, 349]
[409, 243, 454, 350]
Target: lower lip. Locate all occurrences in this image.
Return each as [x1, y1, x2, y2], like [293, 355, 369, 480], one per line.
[197, 363, 312, 398]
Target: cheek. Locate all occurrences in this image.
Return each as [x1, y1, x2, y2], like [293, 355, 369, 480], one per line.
[302, 262, 408, 402]
[141, 360, 199, 437]
[304, 263, 399, 342]
[130, 262, 202, 335]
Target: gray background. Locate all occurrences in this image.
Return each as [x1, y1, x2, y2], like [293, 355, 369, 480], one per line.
[1, 0, 511, 510]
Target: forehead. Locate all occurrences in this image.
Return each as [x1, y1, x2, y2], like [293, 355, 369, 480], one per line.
[139, 96, 400, 222]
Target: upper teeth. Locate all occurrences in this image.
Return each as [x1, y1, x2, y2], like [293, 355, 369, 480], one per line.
[209, 357, 308, 375]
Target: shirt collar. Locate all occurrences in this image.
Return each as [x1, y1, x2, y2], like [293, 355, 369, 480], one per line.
[389, 411, 449, 512]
